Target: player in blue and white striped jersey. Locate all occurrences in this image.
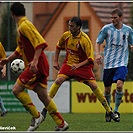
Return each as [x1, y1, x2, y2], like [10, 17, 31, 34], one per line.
[95, 8, 133, 122]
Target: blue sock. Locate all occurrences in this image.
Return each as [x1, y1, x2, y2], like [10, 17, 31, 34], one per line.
[105, 94, 111, 107]
[114, 90, 123, 112]
[0, 96, 6, 113]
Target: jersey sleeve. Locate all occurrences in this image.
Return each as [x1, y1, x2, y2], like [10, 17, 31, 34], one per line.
[56, 31, 71, 50]
[20, 20, 47, 50]
[96, 26, 107, 44]
[83, 37, 94, 62]
[14, 45, 22, 58]
[128, 28, 133, 45]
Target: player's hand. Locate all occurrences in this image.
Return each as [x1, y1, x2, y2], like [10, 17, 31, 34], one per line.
[71, 63, 79, 71]
[95, 54, 103, 65]
[53, 61, 60, 71]
[29, 60, 38, 73]
[53, 65, 60, 70]
[130, 45, 133, 52]
[1, 68, 6, 78]
[0, 58, 8, 68]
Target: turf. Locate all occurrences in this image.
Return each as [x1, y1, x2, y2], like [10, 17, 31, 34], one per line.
[0, 112, 133, 132]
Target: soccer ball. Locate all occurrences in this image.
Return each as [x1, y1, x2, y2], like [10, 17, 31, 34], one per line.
[10, 59, 25, 74]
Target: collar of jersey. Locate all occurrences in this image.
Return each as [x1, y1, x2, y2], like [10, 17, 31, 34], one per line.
[72, 31, 81, 39]
[17, 16, 28, 26]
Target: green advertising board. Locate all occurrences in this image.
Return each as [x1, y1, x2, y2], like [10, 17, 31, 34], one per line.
[0, 81, 26, 112]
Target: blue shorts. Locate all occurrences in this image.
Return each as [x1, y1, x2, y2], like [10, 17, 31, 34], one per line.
[103, 66, 128, 87]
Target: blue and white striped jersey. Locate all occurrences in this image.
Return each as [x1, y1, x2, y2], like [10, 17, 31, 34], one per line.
[96, 23, 133, 69]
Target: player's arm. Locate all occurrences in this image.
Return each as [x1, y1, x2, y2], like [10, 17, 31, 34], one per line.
[0, 51, 18, 68]
[1, 65, 6, 78]
[130, 45, 133, 52]
[30, 48, 43, 73]
[95, 42, 103, 65]
[53, 33, 67, 71]
[129, 28, 133, 52]
[53, 48, 61, 71]
[71, 59, 89, 71]
[95, 25, 107, 65]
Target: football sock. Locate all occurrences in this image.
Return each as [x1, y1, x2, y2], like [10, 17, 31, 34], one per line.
[42, 83, 60, 117]
[49, 82, 60, 98]
[114, 90, 123, 112]
[0, 96, 6, 113]
[93, 88, 111, 113]
[105, 94, 111, 106]
[46, 99, 64, 126]
[16, 91, 39, 118]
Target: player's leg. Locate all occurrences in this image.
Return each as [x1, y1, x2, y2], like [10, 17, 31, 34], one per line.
[114, 80, 124, 112]
[83, 80, 119, 122]
[84, 80, 111, 112]
[113, 80, 124, 122]
[103, 68, 115, 107]
[34, 85, 69, 131]
[49, 76, 67, 98]
[48, 63, 71, 98]
[0, 96, 7, 116]
[75, 65, 117, 120]
[113, 66, 128, 121]
[12, 81, 42, 131]
[42, 64, 71, 119]
[42, 75, 68, 118]
[104, 86, 112, 122]
[114, 80, 123, 122]
[104, 86, 111, 106]
[103, 68, 115, 122]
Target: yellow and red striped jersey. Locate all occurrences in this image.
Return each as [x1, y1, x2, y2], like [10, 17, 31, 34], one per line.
[0, 42, 6, 59]
[56, 31, 94, 66]
[14, 17, 48, 67]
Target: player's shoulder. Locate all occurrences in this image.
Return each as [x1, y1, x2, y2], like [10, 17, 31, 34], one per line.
[62, 31, 72, 39]
[19, 16, 33, 28]
[102, 23, 113, 29]
[122, 24, 132, 30]
[81, 31, 89, 39]
[80, 31, 91, 43]
[63, 31, 71, 36]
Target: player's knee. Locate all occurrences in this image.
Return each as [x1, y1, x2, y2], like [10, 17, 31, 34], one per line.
[12, 85, 22, 96]
[55, 77, 65, 85]
[116, 85, 123, 92]
[12, 87, 18, 96]
[84, 80, 97, 90]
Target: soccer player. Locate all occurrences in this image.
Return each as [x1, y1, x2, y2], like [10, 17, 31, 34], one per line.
[0, 2, 68, 131]
[42, 16, 119, 122]
[95, 8, 133, 122]
[0, 42, 7, 117]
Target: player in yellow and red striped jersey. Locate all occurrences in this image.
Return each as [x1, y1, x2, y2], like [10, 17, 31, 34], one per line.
[42, 17, 119, 124]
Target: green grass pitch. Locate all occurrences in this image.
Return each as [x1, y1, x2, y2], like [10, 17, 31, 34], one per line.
[0, 112, 133, 132]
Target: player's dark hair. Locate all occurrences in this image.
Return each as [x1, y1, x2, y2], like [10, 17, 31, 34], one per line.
[111, 8, 123, 17]
[10, 2, 25, 16]
[70, 17, 82, 28]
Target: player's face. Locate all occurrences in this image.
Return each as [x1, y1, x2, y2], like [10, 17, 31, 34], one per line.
[110, 13, 122, 27]
[68, 21, 80, 36]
